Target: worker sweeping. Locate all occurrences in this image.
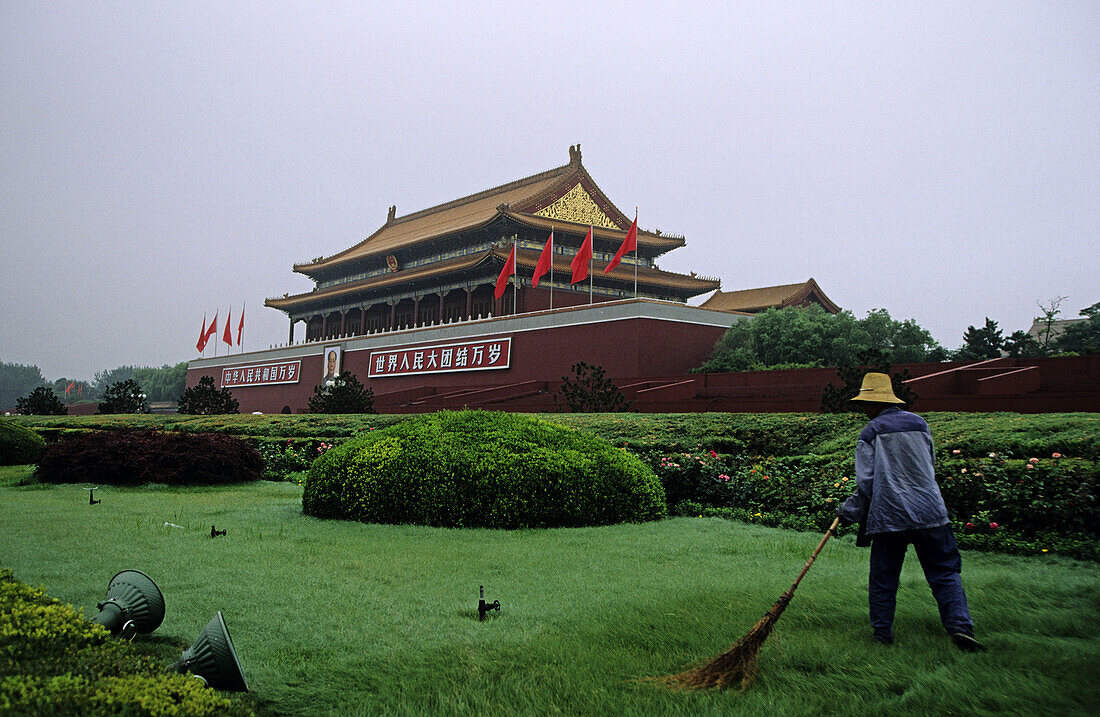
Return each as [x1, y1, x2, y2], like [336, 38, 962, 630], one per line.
[837, 372, 986, 652]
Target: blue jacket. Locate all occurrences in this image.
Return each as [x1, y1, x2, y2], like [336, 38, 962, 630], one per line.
[838, 407, 949, 536]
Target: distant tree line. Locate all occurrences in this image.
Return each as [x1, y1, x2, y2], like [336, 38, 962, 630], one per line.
[1, 361, 188, 410]
[698, 300, 1099, 373]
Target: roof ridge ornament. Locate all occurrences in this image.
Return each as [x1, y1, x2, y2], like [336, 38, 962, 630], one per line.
[387, 205, 396, 223]
[569, 144, 582, 165]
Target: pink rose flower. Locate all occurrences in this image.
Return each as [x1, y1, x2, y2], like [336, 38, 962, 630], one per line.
[1052, 452, 1062, 459]
[965, 522, 975, 530]
[952, 449, 961, 455]
[989, 522, 999, 530]
[1028, 457, 1039, 464]
[708, 450, 718, 459]
[1026, 464, 1034, 470]
[719, 474, 730, 482]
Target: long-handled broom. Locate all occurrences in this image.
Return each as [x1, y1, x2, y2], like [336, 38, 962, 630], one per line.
[658, 516, 841, 691]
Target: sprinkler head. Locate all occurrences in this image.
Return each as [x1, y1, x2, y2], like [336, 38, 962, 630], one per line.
[478, 585, 500, 621]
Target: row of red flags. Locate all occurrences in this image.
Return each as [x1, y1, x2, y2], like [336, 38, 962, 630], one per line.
[494, 216, 638, 299]
[196, 305, 245, 352]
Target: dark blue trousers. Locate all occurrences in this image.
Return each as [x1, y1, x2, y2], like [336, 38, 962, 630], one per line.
[868, 524, 974, 637]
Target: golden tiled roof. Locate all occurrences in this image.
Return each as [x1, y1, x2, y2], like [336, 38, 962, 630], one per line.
[700, 278, 840, 314]
[293, 146, 682, 277]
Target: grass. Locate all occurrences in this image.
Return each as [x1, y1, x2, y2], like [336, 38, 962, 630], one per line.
[1, 469, 1098, 716]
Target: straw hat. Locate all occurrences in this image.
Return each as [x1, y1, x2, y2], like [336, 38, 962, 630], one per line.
[851, 372, 905, 404]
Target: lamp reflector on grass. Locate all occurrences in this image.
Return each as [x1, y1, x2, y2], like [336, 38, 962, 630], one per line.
[92, 569, 165, 639]
[172, 611, 249, 692]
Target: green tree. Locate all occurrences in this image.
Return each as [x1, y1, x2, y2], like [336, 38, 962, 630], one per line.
[556, 362, 630, 412]
[92, 366, 137, 397]
[16, 386, 67, 415]
[178, 375, 240, 415]
[955, 318, 1004, 359]
[308, 371, 375, 414]
[132, 362, 189, 402]
[97, 379, 149, 414]
[1004, 330, 1044, 358]
[1054, 302, 1100, 355]
[696, 306, 946, 372]
[92, 363, 189, 402]
[51, 378, 92, 403]
[0, 362, 48, 410]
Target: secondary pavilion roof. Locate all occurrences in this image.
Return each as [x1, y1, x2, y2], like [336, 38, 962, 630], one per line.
[700, 278, 841, 314]
[293, 144, 686, 281]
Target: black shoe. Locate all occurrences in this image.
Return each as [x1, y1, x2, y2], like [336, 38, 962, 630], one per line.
[951, 633, 986, 652]
[872, 632, 894, 645]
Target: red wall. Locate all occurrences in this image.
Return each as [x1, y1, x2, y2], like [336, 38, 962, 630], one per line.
[187, 314, 728, 414]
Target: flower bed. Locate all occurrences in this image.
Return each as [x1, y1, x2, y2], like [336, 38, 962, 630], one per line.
[648, 446, 1098, 560]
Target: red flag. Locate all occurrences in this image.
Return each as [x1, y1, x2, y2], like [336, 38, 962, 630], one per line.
[196, 313, 208, 352]
[533, 231, 553, 287]
[237, 304, 245, 345]
[494, 243, 516, 299]
[222, 308, 234, 346]
[65, 381, 75, 395]
[570, 226, 593, 284]
[604, 215, 637, 273]
[202, 313, 218, 348]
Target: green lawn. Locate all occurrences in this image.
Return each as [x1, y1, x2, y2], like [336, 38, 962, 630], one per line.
[1, 471, 1097, 716]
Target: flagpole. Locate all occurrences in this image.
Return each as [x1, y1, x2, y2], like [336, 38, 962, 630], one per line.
[549, 229, 554, 311]
[588, 223, 593, 305]
[634, 207, 639, 298]
[512, 238, 517, 315]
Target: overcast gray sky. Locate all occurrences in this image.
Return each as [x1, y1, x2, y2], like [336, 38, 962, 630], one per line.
[2, 1, 1097, 381]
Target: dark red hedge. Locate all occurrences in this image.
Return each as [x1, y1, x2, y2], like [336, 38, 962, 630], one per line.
[36, 430, 263, 486]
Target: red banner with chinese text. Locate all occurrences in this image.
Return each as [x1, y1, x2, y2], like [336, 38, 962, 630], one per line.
[221, 360, 302, 387]
[368, 338, 511, 378]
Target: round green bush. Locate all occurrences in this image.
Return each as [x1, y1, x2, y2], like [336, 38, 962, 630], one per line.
[302, 411, 666, 528]
[0, 419, 46, 466]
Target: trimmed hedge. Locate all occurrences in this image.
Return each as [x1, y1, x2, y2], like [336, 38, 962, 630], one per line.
[35, 430, 263, 486]
[10, 412, 1097, 460]
[302, 411, 666, 528]
[0, 418, 45, 466]
[0, 568, 253, 716]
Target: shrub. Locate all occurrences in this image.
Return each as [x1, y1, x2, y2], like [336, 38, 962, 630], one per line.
[178, 375, 240, 415]
[308, 371, 375, 414]
[15, 386, 67, 415]
[0, 568, 253, 716]
[97, 379, 149, 415]
[556, 362, 629, 412]
[257, 438, 333, 482]
[646, 444, 1099, 560]
[0, 419, 46, 466]
[303, 411, 665, 528]
[35, 430, 263, 486]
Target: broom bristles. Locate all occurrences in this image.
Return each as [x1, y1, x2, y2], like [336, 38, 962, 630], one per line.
[656, 593, 792, 691]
